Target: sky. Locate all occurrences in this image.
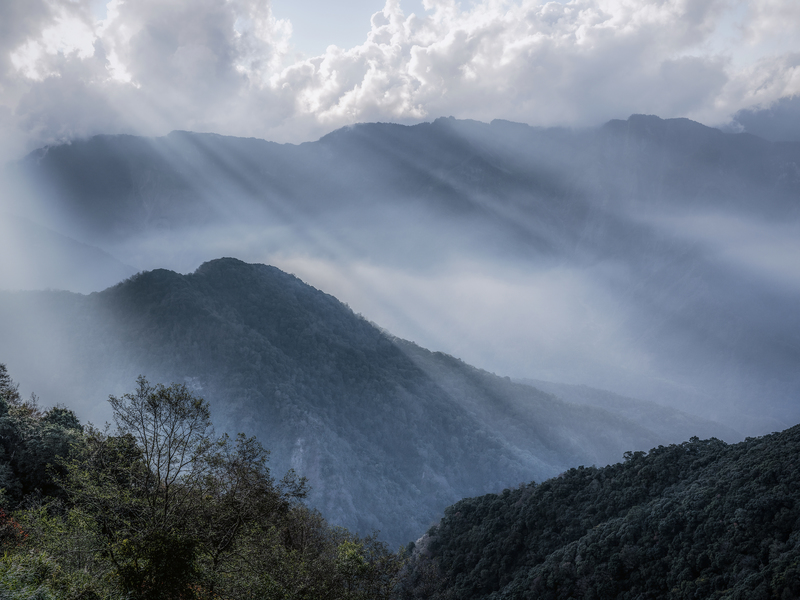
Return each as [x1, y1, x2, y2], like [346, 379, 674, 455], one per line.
[1, 0, 800, 163]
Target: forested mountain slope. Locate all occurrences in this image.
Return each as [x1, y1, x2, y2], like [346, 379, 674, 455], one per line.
[399, 425, 800, 600]
[0, 259, 732, 546]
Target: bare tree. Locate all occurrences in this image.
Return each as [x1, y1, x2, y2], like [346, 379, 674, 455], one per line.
[109, 375, 214, 530]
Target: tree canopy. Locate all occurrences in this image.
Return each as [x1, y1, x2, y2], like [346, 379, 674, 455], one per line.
[398, 428, 800, 600]
[0, 368, 405, 600]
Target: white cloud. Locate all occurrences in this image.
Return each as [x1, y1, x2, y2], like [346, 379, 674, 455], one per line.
[0, 0, 799, 161]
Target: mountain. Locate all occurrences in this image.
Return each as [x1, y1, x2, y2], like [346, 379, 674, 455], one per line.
[398, 424, 800, 599]
[3, 116, 799, 433]
[0, 258, 733, 547]
[8, 116, 799, 246]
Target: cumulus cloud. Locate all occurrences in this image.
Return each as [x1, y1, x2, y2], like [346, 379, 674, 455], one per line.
[1, 0, 800, 161]
[278, 0, 731, 126]
[0, 0, 294, 160]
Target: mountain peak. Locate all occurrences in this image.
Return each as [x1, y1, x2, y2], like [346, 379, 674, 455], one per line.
[603, 113, 723, 138]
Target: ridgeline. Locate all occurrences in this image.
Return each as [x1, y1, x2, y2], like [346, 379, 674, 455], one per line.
[399, 426, 800, 599]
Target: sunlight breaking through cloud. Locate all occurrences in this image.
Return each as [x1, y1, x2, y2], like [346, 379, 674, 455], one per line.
[0, 0, 799, 161]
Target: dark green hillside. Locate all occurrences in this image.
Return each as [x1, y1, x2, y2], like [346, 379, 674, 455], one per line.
[0, 259, 731, 547]
[399, 425, 800, 600]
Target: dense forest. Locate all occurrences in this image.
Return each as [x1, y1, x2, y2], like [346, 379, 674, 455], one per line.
[398, 425, 800, 599]
[0, 364, 403, 600]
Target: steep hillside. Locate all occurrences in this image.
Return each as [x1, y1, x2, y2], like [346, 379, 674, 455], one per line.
[0, 259, 731, 546]
[399, 424, 800, 599]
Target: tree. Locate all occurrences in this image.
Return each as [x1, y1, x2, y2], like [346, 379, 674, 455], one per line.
[0, 365, 82, 506]
[66, 377, 215, 600]
[191, 432, 308, 596]
[109, 375, 214, 531]
[0, 363, 21, 405]
[60, 376, 405, 600]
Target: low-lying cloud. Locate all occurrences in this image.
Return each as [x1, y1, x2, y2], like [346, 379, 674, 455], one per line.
[270, 254, 652, 388]
[648, 211, 800, 293]
[727, 95, 800, 142]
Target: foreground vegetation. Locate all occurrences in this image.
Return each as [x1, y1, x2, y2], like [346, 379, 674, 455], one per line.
[0, 365, 403, 599]
[398, 426, 800, 599]
[5, 359, 800, 599]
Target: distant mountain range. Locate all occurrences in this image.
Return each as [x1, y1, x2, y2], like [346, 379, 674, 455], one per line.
[2, 115, 798, 433]
[7, 116, 799, 241]
[517, 379, 740, 444]
[0, 258, 735, 547]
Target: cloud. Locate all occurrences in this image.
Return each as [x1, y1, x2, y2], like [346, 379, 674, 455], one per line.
[275, 0, 734, 127]
[0, 0, 294, 160]
[1, 0, 800, 161]
[739, 0, 800, 47]
[648, 212, 800, 292]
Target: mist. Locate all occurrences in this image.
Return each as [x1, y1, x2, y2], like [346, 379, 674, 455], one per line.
[1, 115, 798, 438]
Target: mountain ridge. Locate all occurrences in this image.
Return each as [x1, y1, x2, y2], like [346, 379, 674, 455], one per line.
[399, 422, 800, 599]
[0, 258, 737, 546]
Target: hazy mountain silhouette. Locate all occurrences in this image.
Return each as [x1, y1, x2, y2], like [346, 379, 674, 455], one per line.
[518, 379, 740, 444]
[8, 115, 798, 239]
[3, 115, 799, 433]
[0, 213, 136, 293]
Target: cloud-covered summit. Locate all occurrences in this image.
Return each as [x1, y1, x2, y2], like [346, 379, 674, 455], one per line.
[1, 0, 800, 161]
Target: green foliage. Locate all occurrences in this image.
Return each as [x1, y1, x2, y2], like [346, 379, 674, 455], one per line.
[115, 529, 198, 600]
[399, 427, 800, 599]
[0, 551, 59, 600]
[0, 364, 22, 407]
[0, 364, 82, 507]
[0, 369, 405, 600]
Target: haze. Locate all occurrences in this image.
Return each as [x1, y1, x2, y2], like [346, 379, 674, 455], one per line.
[1, 0, 800, 439]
